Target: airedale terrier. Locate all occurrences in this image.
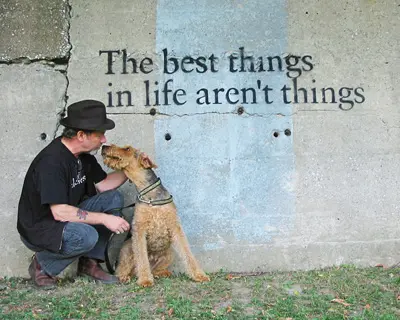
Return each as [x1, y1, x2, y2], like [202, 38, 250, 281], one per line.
[101, 144, 210, 287]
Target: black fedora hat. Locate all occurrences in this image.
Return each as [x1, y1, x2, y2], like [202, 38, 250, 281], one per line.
[60, 100, 115, 131]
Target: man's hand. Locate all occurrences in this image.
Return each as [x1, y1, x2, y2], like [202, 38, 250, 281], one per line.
[102, 215, 130, 234]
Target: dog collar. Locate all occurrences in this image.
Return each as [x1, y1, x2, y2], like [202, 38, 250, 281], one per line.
[137, 194, 173, 206]
[137, 178, 174, 206]
[138, 178, 161, 196]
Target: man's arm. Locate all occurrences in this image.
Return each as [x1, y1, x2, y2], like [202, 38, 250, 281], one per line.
[95, 171, 128, 193]
[50, 204, 130, 233]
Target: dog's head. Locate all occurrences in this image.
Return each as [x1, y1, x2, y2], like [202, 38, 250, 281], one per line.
[101, 144, 157, 171]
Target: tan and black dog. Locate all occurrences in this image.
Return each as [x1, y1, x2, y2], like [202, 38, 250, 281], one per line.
[101, 144, 210, 287]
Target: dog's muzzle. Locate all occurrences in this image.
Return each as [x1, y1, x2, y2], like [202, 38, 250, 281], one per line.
[101, 145, 110, 156]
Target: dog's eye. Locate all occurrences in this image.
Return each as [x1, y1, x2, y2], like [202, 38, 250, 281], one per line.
[124, 147, 131, 151]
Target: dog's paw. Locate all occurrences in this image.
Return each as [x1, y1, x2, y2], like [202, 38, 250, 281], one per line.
[193, 273, 210, 283]
[118, 275, 132, 283]
[153, 270, 172, 278]
[137, 278, 154, 287]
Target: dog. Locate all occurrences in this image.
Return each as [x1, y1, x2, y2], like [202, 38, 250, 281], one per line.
[101, 144, 210, 287]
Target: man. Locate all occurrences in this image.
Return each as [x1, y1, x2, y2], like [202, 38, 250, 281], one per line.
[17, 99, 130, 289]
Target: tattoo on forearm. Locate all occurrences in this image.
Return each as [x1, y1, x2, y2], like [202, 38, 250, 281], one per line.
[77, 208, 88, 220]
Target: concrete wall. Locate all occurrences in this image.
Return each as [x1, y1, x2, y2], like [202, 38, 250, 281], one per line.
[0, 0, 399, 276]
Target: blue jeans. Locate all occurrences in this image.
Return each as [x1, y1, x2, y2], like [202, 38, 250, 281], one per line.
[21, 190, 124, 276]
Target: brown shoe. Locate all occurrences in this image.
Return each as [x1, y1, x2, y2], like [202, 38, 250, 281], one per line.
[78, 257, 119, 284]
[28, 255, 57, 290]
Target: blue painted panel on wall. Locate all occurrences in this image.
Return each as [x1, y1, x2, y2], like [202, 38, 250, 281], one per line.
[154, 0, 294, 249]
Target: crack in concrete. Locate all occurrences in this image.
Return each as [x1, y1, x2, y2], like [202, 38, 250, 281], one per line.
[0, 2, 72, 140]
[52, 0, 72, 140]
[107, 111, 292, 118]
[105, 109, 344, 117]
[0, 57, 69, 66]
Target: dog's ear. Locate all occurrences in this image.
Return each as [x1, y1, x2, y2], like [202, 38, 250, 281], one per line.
[139, 153, 158, 169]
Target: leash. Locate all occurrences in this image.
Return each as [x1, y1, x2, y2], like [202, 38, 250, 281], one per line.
[105, 203, 135, 274]
[137, 177, 173, 206]
[109, 202, 136, 213]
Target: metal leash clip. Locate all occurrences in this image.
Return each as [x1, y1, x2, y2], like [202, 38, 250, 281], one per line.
[137, 194, 153, 206]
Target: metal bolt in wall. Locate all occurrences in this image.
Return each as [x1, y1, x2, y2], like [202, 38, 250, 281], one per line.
[284, 129, 292, 136]
[165, 133, 171, 141]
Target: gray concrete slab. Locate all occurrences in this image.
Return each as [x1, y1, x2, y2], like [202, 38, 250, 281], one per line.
[0, 0, 70, 60]
[0, 64, 67, 158]
[0, 64, 66, 276]
[68, 0, 158, 116]
[286, 0, 400, 272]
[1, 0, 399, 276]
[188, 238, 400, 272]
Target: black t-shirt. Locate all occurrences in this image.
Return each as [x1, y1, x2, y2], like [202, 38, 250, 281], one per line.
[17, 137, 107, 252]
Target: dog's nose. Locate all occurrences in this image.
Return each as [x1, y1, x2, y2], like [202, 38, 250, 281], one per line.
[101, 145, 110, 155]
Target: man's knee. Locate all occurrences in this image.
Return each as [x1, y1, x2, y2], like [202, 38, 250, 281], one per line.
[61, 223, 99, 255]
[108, 190, 124, 209]
[83, 226, 99, 251]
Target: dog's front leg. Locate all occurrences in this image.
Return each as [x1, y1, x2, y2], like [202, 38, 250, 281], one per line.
[116, 238, 135, 283]
[132, 227, 154, 287]
[172, 225, 210, 283]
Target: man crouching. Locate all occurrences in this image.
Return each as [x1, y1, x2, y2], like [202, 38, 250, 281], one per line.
[17, 100, 130, 289]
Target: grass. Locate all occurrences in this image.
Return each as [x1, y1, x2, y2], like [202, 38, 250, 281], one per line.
[0, 265, 399, 319]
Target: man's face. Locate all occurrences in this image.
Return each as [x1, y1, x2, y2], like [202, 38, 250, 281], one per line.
[82, 131, 107, 153]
